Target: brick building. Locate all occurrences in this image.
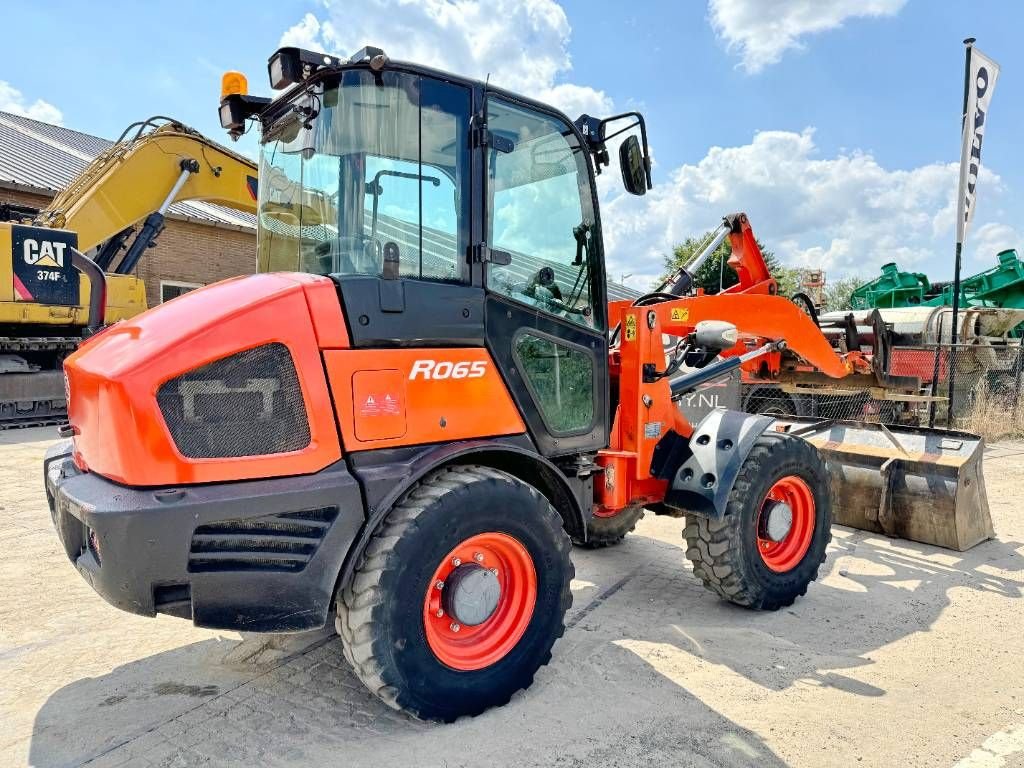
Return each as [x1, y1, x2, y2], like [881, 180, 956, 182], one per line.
[0, 111, 255, 307]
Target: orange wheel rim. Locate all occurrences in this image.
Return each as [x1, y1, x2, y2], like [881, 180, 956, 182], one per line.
[756, 475, 815, 573]
[423, 532, 537, 671]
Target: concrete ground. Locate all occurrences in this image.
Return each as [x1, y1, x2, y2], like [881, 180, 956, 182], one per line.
[1, 428, 1023, 768]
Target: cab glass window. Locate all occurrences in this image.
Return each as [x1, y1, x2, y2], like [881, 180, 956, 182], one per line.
[258, 71, 470, 282]
[514, 333, 595, 434]
[485, 98, 602, 329]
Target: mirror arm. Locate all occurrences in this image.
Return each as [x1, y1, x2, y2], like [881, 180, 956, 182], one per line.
[574, 111, 653, 190]
[600, 111, 652, 190]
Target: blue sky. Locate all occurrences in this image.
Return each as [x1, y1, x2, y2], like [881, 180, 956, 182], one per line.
[3, 0, 1021, 288]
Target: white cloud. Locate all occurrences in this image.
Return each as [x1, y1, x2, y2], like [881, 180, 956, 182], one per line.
[600, 127, 1011, 286]
[0, 81, 62, 124]
[708, 0, 908, 73]
[277, 0, 1015, 290]
[279, 0, 610, 117]
[968, 222, 1021, 266]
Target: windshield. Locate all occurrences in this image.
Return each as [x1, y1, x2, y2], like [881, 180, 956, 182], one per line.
[258, 70, 471, 281]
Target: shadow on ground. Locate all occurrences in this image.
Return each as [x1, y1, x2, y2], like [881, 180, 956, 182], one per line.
[595, 529, 1024, 697]
[28, 528, 1023, 768]
[29, 626, 785, 768]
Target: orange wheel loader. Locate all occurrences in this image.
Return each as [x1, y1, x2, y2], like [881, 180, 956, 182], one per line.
[46, 46, 870, 721]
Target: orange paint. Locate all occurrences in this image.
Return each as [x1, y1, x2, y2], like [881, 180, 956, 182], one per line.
[300, 275, 350, 349]
[422, 532, 537, 670]
[659, 294, 851, 379]
[352, 369, 407, 441]
[65, 273, 342, 486]
[599, 288, 852, 515]
[324, 348, 525, 451]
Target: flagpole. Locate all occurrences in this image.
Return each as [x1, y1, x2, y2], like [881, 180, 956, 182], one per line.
[947, 36, 975, 427]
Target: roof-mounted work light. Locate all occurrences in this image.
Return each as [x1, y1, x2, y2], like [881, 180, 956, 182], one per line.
[267, 47, 345, 90]
[218, 69, 271, 141]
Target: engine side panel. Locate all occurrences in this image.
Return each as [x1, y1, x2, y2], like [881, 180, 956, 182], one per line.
[323, 348, 526, 452]
[66, 273, 343, 486]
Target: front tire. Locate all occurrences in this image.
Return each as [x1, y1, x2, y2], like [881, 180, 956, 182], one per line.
[336, 465, 573, 721]
[684, 433, 831, 610]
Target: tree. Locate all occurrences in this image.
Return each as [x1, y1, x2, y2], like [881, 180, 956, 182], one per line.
[823, 275, 864, 311]
[662, 231, 800, 297]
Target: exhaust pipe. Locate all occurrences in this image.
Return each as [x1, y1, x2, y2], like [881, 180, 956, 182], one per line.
[70, 248, 106, 334]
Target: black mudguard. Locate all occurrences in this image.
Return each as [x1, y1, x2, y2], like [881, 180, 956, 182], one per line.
[651, 409, 774, 519]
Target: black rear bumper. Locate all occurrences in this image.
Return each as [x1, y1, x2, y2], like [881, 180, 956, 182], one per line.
[43, 441, 364, 632]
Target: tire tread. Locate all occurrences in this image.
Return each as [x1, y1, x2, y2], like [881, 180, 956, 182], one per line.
[336, 464, 572, 720]
[684, 434, 832, 610]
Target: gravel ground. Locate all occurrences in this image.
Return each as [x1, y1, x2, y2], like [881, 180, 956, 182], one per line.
[1, 428, 1022, 768]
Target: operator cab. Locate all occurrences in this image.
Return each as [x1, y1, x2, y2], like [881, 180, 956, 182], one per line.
[220, 46, 652, 457]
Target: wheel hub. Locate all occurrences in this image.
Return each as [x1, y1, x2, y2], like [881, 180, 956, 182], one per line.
[442, 564, 501, 626]
[756, 475, 817, 573]
[762, 500, 794, 542]
[423, 532, 537, 671]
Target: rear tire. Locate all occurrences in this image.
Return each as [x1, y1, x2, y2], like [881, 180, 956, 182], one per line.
[336, 465, 573, 721]
[684, 433, 831, 610]
[573, 505, 644, 548]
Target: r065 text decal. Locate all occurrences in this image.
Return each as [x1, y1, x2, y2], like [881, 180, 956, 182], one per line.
[410, 360, 487, 380]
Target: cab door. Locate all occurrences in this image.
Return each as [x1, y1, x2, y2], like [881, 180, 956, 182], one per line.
[481, 96, 609, 458]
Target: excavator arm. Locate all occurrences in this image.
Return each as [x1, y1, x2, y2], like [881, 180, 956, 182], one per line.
[0, 118, 260, 428]
[34, 118, 257, 258]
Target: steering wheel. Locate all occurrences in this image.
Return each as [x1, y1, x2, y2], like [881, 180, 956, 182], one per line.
[516, 267, 591, 319]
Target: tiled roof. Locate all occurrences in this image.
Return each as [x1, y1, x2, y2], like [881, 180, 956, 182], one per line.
[0, 111, 255, 229]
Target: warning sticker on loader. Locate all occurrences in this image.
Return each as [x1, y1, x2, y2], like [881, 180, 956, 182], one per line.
[11, 225, 79, 306]
[670, 307, 689, 322]
[360, 393, 402, 416]
[624, 314, 637, 341]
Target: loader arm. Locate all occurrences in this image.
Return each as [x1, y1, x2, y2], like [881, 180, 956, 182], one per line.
[34, 119, 257, 254]
[659, 294, 853, 379]
[720, 212, 775, 295]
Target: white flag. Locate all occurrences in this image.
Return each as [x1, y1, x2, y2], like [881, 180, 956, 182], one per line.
[956, 46, 1000, 245]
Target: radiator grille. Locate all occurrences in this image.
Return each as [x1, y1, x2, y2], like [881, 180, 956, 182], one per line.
[157, 343, 310, 459]
[188, 506, 338, 573]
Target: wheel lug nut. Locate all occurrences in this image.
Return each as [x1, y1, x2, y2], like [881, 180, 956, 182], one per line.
[435, 580, 444, 590]
[474, 552, 484, 563]
[435, 609, 444, 618]
[450, 622, 461, 632]
[452, 557, 462, 567]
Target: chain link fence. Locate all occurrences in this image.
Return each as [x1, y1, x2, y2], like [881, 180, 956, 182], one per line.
[906, 342, 1024, 438]
[743, 342, 1024, 440]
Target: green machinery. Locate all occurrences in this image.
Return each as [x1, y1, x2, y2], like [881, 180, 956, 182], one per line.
[851, 249, 1024, 313]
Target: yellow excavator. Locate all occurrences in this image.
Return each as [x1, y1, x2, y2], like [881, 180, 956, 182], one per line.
[0, 117, 258, 427]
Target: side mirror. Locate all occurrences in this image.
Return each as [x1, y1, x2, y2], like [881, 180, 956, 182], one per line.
[619, 135, 648, 196]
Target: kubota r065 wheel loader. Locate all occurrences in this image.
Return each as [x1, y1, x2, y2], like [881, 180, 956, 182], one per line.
[43, 46, 973, 721]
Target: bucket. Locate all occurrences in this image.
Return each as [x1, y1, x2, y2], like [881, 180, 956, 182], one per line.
[774, 419, 993, 551]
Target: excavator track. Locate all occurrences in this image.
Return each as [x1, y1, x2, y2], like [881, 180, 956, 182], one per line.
[0, 336, 79, 430]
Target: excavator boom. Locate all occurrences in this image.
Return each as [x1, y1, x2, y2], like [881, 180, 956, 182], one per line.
[0, 117, 259, 428]
[36, 118, 257, 254]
